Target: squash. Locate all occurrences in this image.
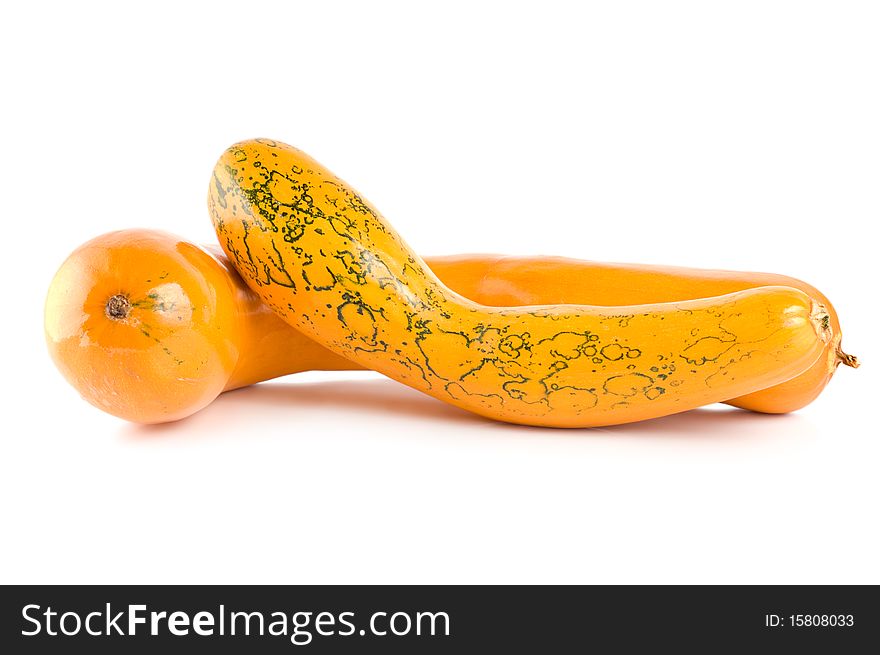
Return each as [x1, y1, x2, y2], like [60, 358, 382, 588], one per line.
[207, 138, 837, 428]
[45, 230, 240, 423]
[44, 229, 355, 423]
[46, 231, 856, 423]
[428, 255, 859, 413]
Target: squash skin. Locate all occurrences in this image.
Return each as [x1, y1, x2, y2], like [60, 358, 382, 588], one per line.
[427, 255, 853, 413]
[45, 230, 242, 423]
[238, 253, 852, 413]
[207, 139, 831, 428]
[46, 231, 851, 423]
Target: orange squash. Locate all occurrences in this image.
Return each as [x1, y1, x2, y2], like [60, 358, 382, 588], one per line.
[428, 255, 858, 413]
[45, 230, 241, 423]
[206, 139, 846, 427]
[46, 229, 856, 423]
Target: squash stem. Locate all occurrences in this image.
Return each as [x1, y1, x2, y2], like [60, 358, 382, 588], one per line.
[836, 347, 860, 368]
[105, 294, 131, 321]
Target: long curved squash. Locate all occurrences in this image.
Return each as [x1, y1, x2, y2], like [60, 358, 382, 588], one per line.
[428, 255, 857, 413]
[208, 139, 831, 428]
[46, 232, 856, 424]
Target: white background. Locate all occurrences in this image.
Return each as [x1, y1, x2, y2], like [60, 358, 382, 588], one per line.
[1, 1, 877, 584]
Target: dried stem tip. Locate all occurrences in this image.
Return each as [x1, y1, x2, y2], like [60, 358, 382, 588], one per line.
[105, 294, 131, 320]
[837, 348, 860, 369]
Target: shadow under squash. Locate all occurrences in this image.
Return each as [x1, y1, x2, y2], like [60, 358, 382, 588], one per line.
[123, 376, 809, 441]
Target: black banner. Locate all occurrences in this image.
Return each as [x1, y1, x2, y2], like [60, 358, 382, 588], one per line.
[1, 585, 875, 652]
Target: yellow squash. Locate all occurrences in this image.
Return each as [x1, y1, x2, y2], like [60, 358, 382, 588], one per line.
[46, 233, 855, 423]
[208, 139, 832, 428]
